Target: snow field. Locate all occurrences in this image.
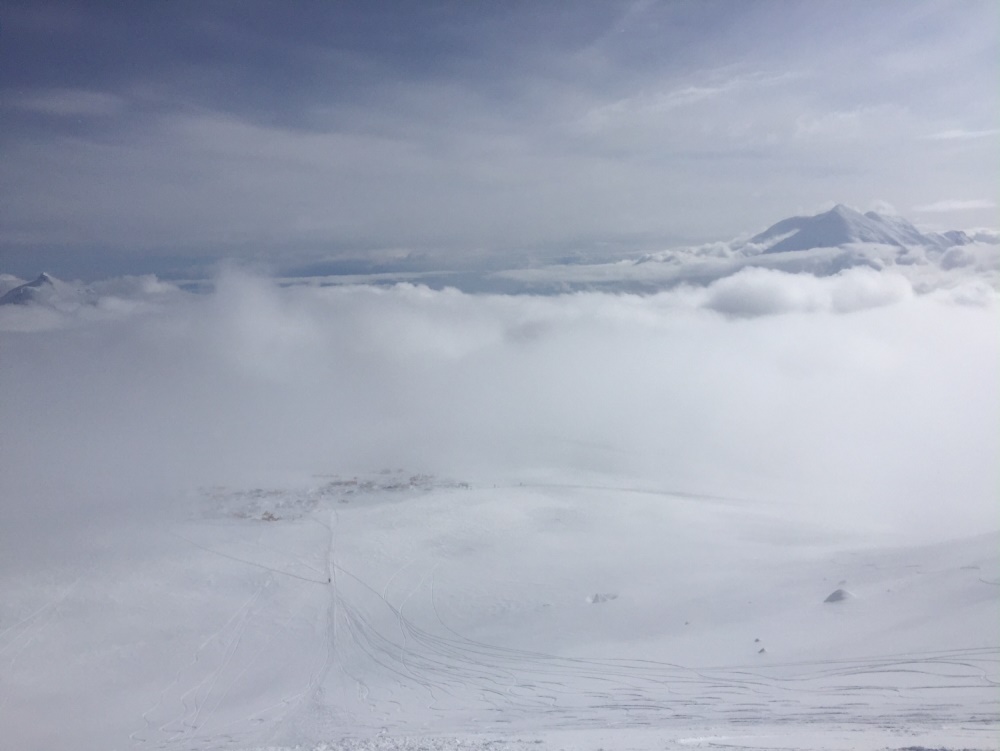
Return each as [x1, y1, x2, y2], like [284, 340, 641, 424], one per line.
[1, 476, 996, 750]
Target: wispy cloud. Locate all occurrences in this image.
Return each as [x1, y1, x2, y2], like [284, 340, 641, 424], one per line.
[925, 128, 1000, 141]
[792, 105, 915, 142]
[914, 199, 996, 213]
[579, 69, 804, 132]
[6, 88, 125, 117]
[652, 71, 804, 111]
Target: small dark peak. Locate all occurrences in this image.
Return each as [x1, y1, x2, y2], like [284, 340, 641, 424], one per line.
[757, 647, 767, 654]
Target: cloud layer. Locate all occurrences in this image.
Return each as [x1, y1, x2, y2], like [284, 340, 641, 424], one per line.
[1, 272, 996, 565]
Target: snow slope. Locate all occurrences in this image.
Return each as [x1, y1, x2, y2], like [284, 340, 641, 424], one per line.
[1, 474, 997, 751]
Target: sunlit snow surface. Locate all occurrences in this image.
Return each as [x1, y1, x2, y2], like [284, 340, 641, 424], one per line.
[0, 268, 998, 750]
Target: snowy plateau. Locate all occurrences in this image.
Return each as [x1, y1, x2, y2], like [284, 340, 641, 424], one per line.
[0, 206, 998, 751]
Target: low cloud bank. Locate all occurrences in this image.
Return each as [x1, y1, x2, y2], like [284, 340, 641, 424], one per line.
[703, 267, 914, 317]
[1, 270, 996, 562]
[496, 238, 1000, 296]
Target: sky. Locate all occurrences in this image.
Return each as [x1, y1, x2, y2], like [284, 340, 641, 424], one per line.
[1, 0, 997, 278]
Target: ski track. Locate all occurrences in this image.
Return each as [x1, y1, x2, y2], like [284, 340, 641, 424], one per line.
[129, 582, 259, 748]
[74, 480, 997, 747]
[289, 498, 1000, 738]
[0, 577, 81, 713]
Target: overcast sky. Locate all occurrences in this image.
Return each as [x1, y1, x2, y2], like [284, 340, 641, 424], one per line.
[1, 0, 997, 278]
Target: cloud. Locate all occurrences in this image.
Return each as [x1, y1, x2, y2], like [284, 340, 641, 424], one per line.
[5, 88, 125, 117]
[791, 105, 926, 145]
[702, 267, 912, 318]
[579, 69, 805, 132]
[914, 199, 997, 213]
[0, 271, 996, 562]
[867, 199, 899, 215]
[925, 128, 1000, 141]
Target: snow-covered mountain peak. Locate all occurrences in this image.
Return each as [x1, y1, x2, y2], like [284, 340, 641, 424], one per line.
[0, 272, 59, 305]
[746, 205, 970, 255]
[829, 203, 857, 217]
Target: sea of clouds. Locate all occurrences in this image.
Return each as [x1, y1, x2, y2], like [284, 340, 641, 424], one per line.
[1, 267, 996, 569]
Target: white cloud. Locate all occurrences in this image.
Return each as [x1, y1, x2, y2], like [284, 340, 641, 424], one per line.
[6, 88, 125, 116]
[925, 128, 1000, 141]
[867, 199, 899, 215]
[914, 199, 996, 213]
[792, 105, 916, 143]
[702, 267, 912, 318]
[574, 68, 805, 141]
[1, 272, 996, 553]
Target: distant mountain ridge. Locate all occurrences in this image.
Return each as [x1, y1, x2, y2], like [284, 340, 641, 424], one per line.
[2, 206, 994, 301]
[748, 204, 970, 254]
